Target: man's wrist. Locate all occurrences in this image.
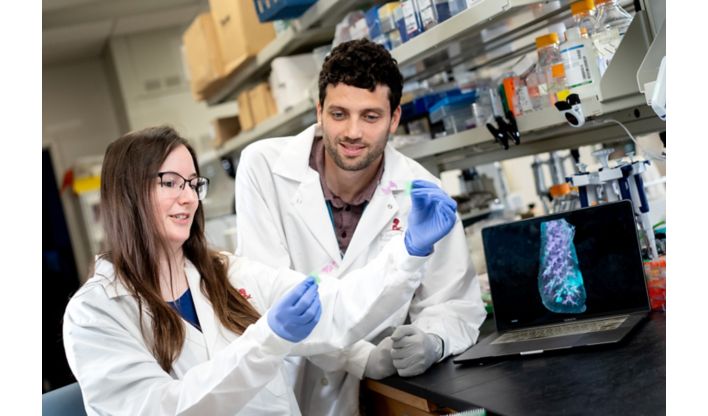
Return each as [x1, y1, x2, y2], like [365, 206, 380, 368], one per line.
[428, 333, 445, 361]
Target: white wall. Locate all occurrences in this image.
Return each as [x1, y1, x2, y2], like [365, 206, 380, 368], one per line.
[43, 57, 124, 279]
[107, 26, 238, 157]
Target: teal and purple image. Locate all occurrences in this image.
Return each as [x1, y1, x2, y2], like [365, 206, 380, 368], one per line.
[537, 219, 587, 313]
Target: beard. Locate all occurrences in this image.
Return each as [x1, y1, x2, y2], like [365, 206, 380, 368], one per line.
[322, 134, 387, 172]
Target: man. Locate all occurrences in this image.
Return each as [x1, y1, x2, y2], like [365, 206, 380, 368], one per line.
[235, 39, 486, 416]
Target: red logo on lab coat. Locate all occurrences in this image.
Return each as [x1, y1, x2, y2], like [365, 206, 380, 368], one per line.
[392, 218, 402, 231]
[238, 288, 252, 300]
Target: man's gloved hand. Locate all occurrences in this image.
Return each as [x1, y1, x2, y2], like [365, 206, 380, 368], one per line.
[267, 277, 322, 342]
[390, 325, 444, 377]
[404, 180, 458, 256]
[364, 337, 396, 380]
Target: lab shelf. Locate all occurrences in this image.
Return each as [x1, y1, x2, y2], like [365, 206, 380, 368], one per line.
[398, 94, 665, 172]
[203, 0, 374, 106]
[199, 98, 316, 166]
[391, 0, 541, 68]
[198, 0, 664, 176]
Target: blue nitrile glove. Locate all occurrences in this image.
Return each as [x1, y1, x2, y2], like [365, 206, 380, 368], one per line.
[267, 276, 322, 343]
[404, 180, 458, 256]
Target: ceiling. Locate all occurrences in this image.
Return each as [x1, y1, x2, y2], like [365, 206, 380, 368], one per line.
[43, 0, 208, 65]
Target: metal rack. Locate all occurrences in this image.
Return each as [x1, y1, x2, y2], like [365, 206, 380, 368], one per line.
[199, 0, 665, 175]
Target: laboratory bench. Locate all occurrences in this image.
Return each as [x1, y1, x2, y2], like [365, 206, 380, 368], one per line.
[360, 312, 666, 416]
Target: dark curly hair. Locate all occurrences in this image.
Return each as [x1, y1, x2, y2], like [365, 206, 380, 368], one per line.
[318, 38, 403, 113]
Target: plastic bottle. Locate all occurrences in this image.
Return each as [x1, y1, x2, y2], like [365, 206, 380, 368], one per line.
[592, 0, 633, 75]
[535, 33, 569, 106]
[560, 26, 602, 99]
[570, 0, 596, 39]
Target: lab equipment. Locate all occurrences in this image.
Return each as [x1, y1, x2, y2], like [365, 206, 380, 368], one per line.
[531, 151, 579, 214]
[396, 0, 423, 42]
[267, 277, 322, 342]
[428, 92, 477, 136]
[643, 255, 666, 311]
[404, 180, 458, 256]
[554, 93, 586, 127]
[567, 148, 659, 258]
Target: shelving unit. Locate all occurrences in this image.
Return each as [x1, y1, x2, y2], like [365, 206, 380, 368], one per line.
[203, 0, 374, 106]
[200, 99, 316, 165]
[391, 0, 542, 67]
[399, 95, 665, 173]
[198, 0, 664, 178]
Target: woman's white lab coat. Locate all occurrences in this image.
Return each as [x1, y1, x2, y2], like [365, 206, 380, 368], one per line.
[62, 236, 427, 415]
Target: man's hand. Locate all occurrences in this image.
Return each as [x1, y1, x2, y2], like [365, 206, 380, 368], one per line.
[364, 337, 396, 379]
[390, 325, 443, 377]
[404, 180, 458, 257]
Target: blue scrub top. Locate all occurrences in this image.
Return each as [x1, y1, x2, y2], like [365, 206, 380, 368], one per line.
[168, 288, 201, 331]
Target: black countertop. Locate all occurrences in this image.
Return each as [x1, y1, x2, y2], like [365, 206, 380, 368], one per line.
[378, 312, 665, 415]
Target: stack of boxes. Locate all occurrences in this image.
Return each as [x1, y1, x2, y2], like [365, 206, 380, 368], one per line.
[182, 0, 278, 147]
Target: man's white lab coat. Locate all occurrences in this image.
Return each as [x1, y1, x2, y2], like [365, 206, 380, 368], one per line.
[235, 124, 487, 416]
[63, 240, 427, 415]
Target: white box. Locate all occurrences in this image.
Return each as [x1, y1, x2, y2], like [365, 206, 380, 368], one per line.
[269, 53, 320, 113]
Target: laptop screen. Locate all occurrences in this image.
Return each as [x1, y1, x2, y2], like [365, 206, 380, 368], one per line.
[482, 200, 650, 332]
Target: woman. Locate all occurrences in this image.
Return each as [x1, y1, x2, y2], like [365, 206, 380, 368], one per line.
[62, 126, 458, 415]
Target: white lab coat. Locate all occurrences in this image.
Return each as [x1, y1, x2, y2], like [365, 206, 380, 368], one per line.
[62, 238, 428, 416]
[235, 124, 487, 416]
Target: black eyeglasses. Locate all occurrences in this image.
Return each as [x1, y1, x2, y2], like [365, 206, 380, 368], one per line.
[156, 171, 210, 201]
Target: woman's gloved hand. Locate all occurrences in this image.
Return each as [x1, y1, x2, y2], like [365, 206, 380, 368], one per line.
[404, 180, 458, 256]
[267, 277, 322, 342]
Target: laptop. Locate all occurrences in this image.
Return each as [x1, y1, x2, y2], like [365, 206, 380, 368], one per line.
[454, 200, 650, 365]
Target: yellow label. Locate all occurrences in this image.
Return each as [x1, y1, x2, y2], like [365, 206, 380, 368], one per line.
[557, 89, 571, 102]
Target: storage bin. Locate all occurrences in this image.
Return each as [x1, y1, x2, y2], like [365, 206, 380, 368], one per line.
[428, 92, 477, 135]
[401, 88, 462, 122]
[253, 0, 317, 22]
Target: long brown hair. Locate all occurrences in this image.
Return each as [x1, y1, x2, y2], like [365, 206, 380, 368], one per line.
[99, 125, 260, 371]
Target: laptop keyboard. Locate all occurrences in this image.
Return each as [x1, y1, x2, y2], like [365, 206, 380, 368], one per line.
[492, 316, 628, 344]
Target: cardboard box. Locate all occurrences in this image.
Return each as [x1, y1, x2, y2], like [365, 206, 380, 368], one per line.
[211, 115, 241, 148]
[248, 82, 278, 125]
[208, 0, 277, 75]
[237, 90, 255, 131]
[182, 12, 224, 101]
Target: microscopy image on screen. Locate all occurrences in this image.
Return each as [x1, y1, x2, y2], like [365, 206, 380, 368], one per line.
[537, 219, 587, 314]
